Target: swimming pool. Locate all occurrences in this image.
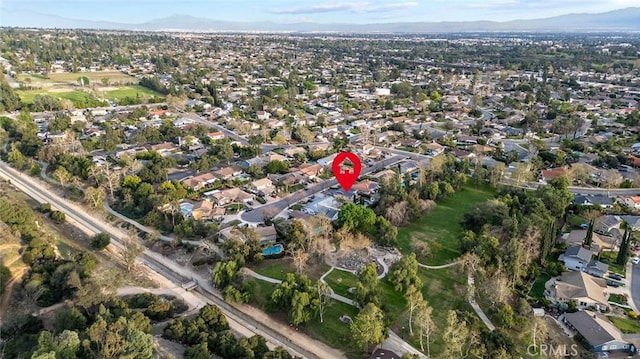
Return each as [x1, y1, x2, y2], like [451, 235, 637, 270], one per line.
[180, 202, 194, 217]
[262, 244, 284, 256]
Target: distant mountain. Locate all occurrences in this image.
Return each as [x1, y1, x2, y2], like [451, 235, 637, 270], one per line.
[3, 7, 640, 33]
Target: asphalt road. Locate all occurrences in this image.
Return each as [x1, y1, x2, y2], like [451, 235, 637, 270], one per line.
[240, 154, 407, 223]
[631, 262, 640, 313]
[0, 160, 338, 359]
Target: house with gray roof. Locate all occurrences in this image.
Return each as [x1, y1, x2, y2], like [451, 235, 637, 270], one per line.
[559, 245, 593, 272]
[563, 311, 637, 355]
[573, 194, 614, 209]
[585, 260, 609, 278]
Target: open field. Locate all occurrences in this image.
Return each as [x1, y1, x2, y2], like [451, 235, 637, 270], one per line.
[105, 85, 163, 99]
[18, 71, 135, 84]
[397, 184, 495, 265]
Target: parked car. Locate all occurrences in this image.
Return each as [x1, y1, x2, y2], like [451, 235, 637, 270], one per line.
[633, 257, 640, 265]
[609, 273, 623, 281]
[606, 280, 620, 287]
[247, 201, 254, 206]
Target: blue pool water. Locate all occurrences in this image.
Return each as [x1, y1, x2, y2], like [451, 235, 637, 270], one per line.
[262, 244, 284, 256]
[180, 202, 194, 217]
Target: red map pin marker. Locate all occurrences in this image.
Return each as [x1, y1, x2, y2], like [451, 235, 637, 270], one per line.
[332, 151, 362, 192]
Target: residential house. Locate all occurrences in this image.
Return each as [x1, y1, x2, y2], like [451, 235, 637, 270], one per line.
[563, 311, 638, 355]
[302, 195, 341, 221]
[299, 164, 323, 181]
[191, 200, 214, 221]
[150, 142, 179, 156]
[211, 187, 253, 206]
[251, 178, 275, 195]
[595, 215, 624, 237]
[352, 180, 380, 195]
[181, 172, 217, 191]
[425, 141, 445, 155]
[207, 131, 225, 141]
[218, 225, 277, 245]
[547, 271, 609, 310]
[585, 260, 609, 278]
[214, 166, 243, 181]
[561, 230, 616, 252]
[539, 167, 568, 184]
[573, 194, 614, 209]
[620, 196, 640, 211]
[559, 245, 593, 271]
[371, 169, 397, 183]
[368, 349, 401, 359]
[317, 153, 338, 167]
[620, 215, 640, 231]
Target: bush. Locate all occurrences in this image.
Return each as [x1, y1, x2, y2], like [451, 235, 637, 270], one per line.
[91, 233, 111, 250]
[128, 293, 157, 309]
[37, 202, 51, 213]
[50, 210, 66, 223]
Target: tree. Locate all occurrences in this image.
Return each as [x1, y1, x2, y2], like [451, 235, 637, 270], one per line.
[512, 162, 533, 186]
[55, 307, 87, 332]
[617, 226, 631, 265]
[392, 253, 422, 291]
[212, 260, 239, 289]
[121, 235, 143, 272]
[51, 210, 66, 223]
[337, 203, 377, 234]
[442, 310, 480, 359]
[375, 216, 398, 246]
[265, 160, 289, 174]
[292, 249, 309, 275]
[84, 186, 106, 208]
[405, 284, 423, 335]
[91, 233, 111, 250]
[289, 291, 314, 325]
[584, 218, 595, 247]
[354, 263, 381, 307]
[7, 147, 28, 170]
[415, 300, 435, 356]
[315, 281, 332, 323]
[351, 303, 386, 352]
[53, 166, 72, 186]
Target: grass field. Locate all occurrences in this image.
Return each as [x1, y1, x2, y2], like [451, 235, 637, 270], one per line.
[397, 184, 495, 265]
[303, 301, 360, 357]
[608, 316, 640, 334]
[600, 251, 626, 276]
[529, 273, 552, 300]
[17, 89, 101, 104]
[18, 71, 135, 84]
[105, 85, 163, 99]
[323, 269, 359, 297]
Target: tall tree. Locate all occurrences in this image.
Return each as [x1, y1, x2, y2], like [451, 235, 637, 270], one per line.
[389, 253, 422, 293]
[617, 225, 631, 265]
[583, 218, 595, 247]
[354, 263, 381, 307]
[405, 284, 423, 335]
[415, 300, 435, 357]
[351, 303, 386, 352]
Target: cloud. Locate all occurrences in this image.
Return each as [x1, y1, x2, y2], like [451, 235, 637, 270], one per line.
[271, 1, 418, 15]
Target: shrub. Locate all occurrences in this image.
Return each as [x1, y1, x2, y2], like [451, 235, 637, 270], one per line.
[628, 310, 638, 319]
[50, 210, 66, 223]
[37, 202, 51, 213]
[91, 233, 111, 250]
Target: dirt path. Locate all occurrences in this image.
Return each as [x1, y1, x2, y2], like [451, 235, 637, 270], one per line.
[0, 243, 21, 251]
[0, 266, 28, 320]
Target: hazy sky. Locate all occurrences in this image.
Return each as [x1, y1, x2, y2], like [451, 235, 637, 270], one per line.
[3, 0, 639, 24]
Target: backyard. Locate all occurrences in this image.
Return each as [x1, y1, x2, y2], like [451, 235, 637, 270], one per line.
[105, 85, 163, 100]
[608, 316, 640, 334]
[397, 184, 495, 265]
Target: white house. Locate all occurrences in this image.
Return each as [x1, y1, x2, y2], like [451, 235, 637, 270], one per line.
[559, 245, 593, 271]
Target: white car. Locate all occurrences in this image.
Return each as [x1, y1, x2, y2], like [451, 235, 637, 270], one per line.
[632, 257, 640, 265]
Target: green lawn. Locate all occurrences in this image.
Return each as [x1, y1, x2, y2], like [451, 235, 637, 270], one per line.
[303, 301, 361, 358]
[608, 316, 640, 334]
[251, 258, 296, 281]
[529, 273, 552, 300]
[600, 251, 626, 276]
[323, 269, 358, 298]
[567, 214, 587, 228]
[397, 184, 494, 265]
[17, 90, 104, 107]
[609, 294, 628, 305]
[105, 85, 163, 99]
[243, 278, 277, 310]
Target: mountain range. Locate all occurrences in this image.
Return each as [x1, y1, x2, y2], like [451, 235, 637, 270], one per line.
[3, 7, 640, 33]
